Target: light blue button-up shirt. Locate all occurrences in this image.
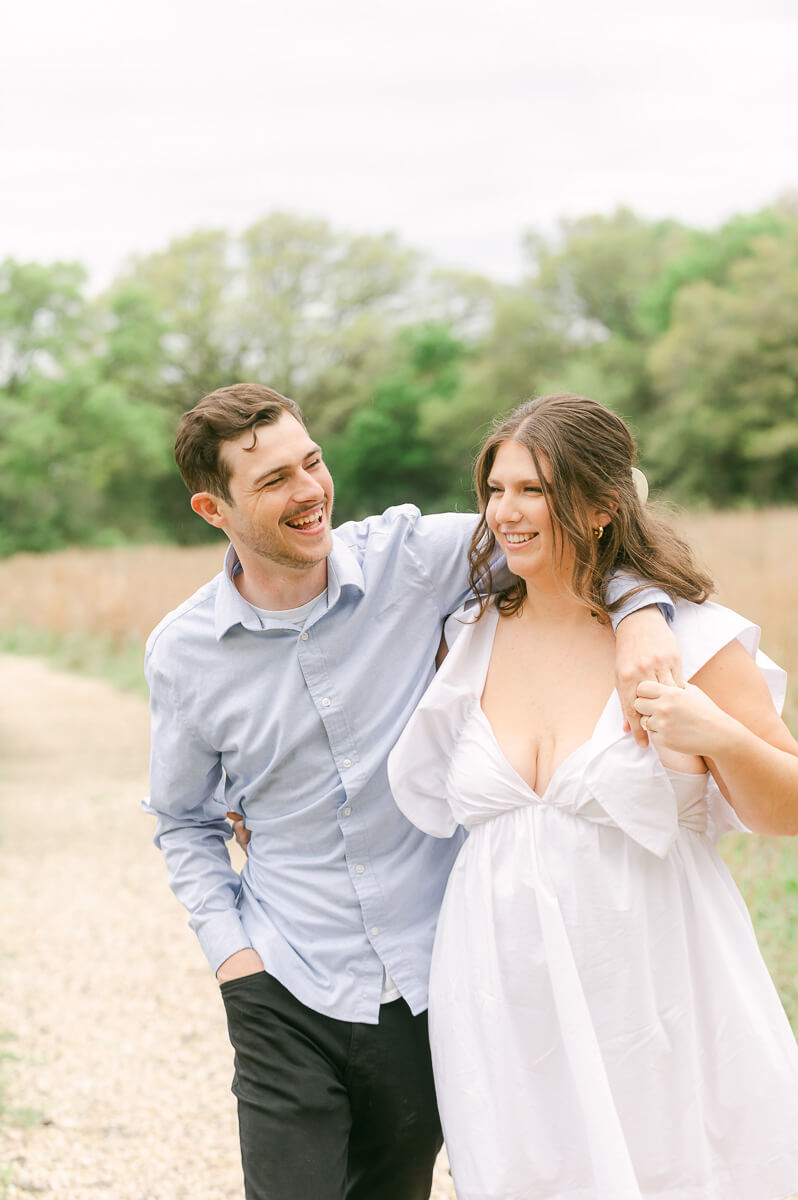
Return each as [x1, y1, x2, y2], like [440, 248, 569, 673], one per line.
[144, 504, 671, 1024]
[145, 506, 480, 1023]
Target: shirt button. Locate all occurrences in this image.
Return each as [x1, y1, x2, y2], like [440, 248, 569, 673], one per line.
[342, 758, 352, 768]
[370, 926, 379, 936]
[300, 632, 309, 641]
[342, 806, 352, 817]
[322, 697, 332, 707]
[354, 864, 365, 874]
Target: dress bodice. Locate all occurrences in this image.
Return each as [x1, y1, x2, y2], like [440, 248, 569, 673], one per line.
[447, 694, 710, 836]
[388, 597, 773, 856]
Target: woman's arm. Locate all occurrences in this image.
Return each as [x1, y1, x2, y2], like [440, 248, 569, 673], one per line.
[635, 638, 798, 836]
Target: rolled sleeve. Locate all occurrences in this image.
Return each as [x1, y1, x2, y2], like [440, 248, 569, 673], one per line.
[606, 572, 674, 630]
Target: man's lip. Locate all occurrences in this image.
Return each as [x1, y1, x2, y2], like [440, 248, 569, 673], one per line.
[284, 503, 327, 531]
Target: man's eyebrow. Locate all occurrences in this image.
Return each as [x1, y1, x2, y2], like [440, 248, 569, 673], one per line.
[250, 445, 322, 485]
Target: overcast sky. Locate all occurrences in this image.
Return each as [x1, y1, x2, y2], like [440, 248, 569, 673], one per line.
[2, 0, 795, 290]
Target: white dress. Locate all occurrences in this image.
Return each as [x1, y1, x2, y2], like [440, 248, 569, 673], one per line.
[388, 599, 798, 1200]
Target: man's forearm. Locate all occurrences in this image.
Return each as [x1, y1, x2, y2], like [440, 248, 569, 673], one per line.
[154, 815, 253, 973]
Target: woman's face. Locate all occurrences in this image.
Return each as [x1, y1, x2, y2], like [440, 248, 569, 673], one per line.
[484, 440, 561, 585]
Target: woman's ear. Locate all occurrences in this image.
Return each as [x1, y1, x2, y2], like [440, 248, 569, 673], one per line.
[593, 494, 619, 530]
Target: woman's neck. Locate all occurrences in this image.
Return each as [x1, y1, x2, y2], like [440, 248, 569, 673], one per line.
[510, 579, 597, 628]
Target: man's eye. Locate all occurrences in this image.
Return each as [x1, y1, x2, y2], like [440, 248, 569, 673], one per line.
[261, 477, 282, 488]
[306, 458, 321, 468]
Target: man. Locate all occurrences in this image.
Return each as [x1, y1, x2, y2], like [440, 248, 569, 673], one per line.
[145, 382, 680, 1200]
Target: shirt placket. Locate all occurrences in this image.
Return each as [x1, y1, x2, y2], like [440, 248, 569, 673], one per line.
[296, 626, 387, 980]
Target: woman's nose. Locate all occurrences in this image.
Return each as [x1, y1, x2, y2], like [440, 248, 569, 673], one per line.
[496, 493, 520, 523]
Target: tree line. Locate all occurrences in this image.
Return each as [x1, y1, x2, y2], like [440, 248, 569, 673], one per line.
[1, 200, 797, 555]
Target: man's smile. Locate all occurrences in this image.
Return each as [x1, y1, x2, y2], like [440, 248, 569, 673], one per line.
[284, 503, 327, 532]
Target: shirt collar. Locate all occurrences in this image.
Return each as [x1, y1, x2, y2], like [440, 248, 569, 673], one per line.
[214, 534, 365, 639]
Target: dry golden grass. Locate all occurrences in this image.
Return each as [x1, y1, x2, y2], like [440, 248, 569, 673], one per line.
[0, 508, 796, 723]
[674, 508, 798, 729]
[0, 542, 227, 647]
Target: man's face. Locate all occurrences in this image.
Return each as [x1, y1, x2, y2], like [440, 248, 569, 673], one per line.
[216, 412, 335, 572]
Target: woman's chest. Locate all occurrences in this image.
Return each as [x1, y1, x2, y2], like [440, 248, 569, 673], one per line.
[480, 622, 616, 791]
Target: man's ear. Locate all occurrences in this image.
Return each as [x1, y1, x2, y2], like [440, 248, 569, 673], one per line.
[191, 492, 227, 529]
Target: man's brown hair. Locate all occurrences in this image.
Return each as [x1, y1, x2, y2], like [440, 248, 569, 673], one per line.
[175, 383, 305, 501]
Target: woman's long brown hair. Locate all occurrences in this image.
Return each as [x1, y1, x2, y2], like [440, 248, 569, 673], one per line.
[468, 393, 714, 622]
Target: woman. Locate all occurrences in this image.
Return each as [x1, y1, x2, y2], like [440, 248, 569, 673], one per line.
[387, 393, 798, 1200]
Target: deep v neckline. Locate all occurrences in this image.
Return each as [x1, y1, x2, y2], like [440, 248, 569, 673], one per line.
[475, 606, 617, 801]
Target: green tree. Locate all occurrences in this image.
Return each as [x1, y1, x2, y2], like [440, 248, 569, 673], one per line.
[328, 323, 470, 519]
[639, 208, 789, 336]
[0, 271, 175, 554]
[0, 258, 90, 391]
[125, 228, 239, 407]
[237, 213, 422, 437]
[0, 366, 173, 553]
[646, 226, 798, 504]
[529, 209, 689, 344]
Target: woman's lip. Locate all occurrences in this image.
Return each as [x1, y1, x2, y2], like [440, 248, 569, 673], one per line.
[503, 531, 538, 543]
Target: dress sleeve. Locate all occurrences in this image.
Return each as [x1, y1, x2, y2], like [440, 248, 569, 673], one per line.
[672, 599, 787, 714]
[670, 599, 788, 839]
[388, 606, 486, 837]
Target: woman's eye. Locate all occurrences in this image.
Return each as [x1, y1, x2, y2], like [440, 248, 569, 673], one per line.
[486, 485, 502, 495]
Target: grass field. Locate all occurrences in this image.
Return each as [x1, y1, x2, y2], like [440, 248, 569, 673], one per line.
[1, 508, 797, 1029]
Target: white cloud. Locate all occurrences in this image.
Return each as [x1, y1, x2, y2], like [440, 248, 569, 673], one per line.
[1, 0, 795, 286]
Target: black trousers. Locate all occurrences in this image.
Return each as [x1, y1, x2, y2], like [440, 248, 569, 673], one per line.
[220, 971, 443, 1200]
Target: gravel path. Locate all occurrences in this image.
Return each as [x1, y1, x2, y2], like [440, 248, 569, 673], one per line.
[0, 657, 454, 1199]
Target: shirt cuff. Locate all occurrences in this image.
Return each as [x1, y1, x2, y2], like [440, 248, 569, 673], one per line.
[195, 910, 254, 976]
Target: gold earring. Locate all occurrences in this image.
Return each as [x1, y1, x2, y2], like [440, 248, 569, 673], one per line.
[593, 525, 604, 540]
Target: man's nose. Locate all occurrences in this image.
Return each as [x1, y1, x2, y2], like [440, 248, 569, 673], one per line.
[295, 469, 326, 499]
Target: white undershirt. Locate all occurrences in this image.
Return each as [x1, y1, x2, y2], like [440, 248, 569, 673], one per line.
[250, 589, 328, 627]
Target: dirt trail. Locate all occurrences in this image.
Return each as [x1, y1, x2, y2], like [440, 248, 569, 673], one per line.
[0, 657, 454, 1199]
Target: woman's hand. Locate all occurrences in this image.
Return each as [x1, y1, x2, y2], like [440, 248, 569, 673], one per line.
[634, 680, 738, 758]
[637, 640, 798, 836]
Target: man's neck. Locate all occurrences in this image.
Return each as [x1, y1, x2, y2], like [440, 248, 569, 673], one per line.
[232, 552, 329, 613]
